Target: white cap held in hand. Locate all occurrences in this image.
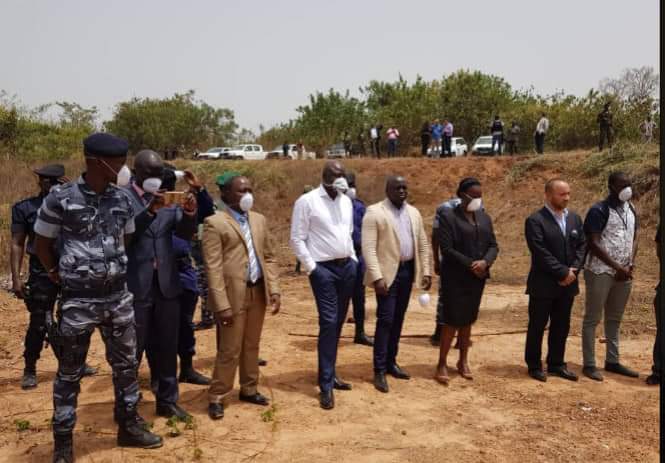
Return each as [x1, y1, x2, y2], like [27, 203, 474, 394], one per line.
[418, 293, 431, 307]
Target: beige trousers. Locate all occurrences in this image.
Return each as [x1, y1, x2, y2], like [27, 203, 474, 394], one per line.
[208, 285, 267, 403]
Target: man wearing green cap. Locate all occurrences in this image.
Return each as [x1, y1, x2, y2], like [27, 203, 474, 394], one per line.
[203, 172, 281, 420]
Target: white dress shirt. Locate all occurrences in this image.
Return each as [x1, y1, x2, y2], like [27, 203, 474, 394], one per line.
[536, 117, 550, 134]
[386, 200, 414, 261]
[290, 184, 357, 273]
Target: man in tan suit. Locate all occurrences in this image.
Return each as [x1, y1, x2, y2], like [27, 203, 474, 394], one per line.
[202, 173, 281, 420]
[362, 176, 432, 393]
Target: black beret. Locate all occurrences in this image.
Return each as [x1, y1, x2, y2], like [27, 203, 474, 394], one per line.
[83, 132, 129, 158]
[33, 163, 65, 178]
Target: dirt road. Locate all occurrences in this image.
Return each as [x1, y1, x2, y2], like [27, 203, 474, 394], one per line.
[0, 267, 659, 462]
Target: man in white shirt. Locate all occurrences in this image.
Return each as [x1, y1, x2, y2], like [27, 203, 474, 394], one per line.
[290, 160, 357, 410]
[362, 176, 431, 393]
[535, 113, 549, 154]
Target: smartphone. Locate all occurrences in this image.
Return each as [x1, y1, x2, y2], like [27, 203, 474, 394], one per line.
[163, 191, 185, 206]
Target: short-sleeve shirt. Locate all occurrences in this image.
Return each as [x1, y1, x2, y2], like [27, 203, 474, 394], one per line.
[11, 195, 45, 256]
[431, 124, 443, 140]
[433, 198, 463, 229]
[33, 175, 135, 291]
[584, 200, 636, 276]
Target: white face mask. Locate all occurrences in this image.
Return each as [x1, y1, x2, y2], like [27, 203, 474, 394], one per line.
[116, 165, 131, 187]
[466, 197, 483, 212]
[328, 177, 349, 193]
[174, 170, 185, 180]
[618, 186, 632, 202]
[418, 293, 430, 307]
[239, 192, 254, 212]
[142, 177, 162, 194]
[346, 187, 357, 200]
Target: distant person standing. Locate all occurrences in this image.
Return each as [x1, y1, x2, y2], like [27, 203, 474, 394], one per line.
[490, 115, 504, 155]
[386, 126, 399, 157]
[442, 120, 454, 157]
[282, 142, 290, 158]
[639, 115, 657, 143]
[597, 102, 613, 151]
[431, 119, 443, 157]
[370, 125, 382, 158]
[582, 172, 639, 381]
[420, 121, 432, 156]
[343, 132, 352, 156]
[296, 141, 305, 160]
[534, 113, 549, 154]
[506, 121, 521, 155]
[524, 179, 586, 382]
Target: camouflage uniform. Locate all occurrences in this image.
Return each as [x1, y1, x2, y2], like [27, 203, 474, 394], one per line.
[192, 235, 213, 326]
[34, 176, 140, 436]
[11, 196, 60, 372]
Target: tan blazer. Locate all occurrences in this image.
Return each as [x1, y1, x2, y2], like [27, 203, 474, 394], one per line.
[362, 199, 431, 288]
[202, 209, 280, 314]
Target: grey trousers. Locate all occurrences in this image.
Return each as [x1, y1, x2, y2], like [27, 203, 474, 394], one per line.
[582, 270, 632, 368]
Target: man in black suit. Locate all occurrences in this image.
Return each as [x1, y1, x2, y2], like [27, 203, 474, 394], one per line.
[125, 150, 197, 420]
[524, 179, 586, 382]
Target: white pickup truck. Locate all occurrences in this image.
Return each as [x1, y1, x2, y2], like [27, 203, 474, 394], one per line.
[227, 144, 266, 160]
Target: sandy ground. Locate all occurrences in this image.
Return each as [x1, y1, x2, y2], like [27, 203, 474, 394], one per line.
[0, 264, 659, 463]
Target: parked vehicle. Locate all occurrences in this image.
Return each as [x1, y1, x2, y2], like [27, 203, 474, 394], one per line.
[196, 147, 231, 160]
[427, 137, 468, 157]
[325, 143, 348, 158]
[471, 136, 501, 155]
[226, 144, 266, 160]
[266, 144, 316, 160]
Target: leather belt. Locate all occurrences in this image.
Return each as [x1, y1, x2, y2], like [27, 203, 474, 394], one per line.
[322, 258, 351, 267]
[61, 281, 126, 299]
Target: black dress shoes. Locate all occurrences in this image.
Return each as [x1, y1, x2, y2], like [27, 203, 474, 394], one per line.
[374, 372, 389, 393]
[605, 362, 639, 378]
[547, 366, 578, 381]
[208, 402, 224, 420]
[388, 364, 411, 380]
[156, 403, 191, 420]
[528, 369, 547, 382]
[354, 332, 374, 346]
[239, 392, 270, 406]
[179, 368, 211, 385]
[258, 358, 268, 367]
[333, 377, 353, 391]
[582, 366, 604, 381]
[319, 390, 334, 410]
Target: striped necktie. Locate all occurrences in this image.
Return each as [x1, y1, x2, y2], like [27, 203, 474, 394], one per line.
[238, 214, 259, 283]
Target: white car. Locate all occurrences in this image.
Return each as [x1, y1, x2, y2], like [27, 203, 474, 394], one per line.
[267, 144, 316, 160]
[427, 137, 468, 156]
[196, 147, 231, 160]
[227, 144, 266, 160]
[325, 143, 348, 159]
[471, 135, 501, 155]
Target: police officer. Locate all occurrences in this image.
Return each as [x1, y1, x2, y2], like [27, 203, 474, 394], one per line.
[597, 102, 613, 151]
[33, 133, 162, 462]
[10, 164, 97, 390]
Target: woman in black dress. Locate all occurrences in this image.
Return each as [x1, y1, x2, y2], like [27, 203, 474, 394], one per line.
[435, 178, 498, 384]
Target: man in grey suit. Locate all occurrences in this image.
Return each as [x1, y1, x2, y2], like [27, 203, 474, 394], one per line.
[125, 150, 197, 420]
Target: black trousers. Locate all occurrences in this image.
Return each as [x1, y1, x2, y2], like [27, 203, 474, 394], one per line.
[178, 289, 198, 360]
[421, 136, 430, 156]
[443, 135, 452, 156]
[351, 258, 366, 333]
[534, 133, 545, 154]
[134, 277, 181, 405]
[23, 260, 59, 369]
[371, 138, 381, 157]
[653, 287, 662, 376]
[525, 295, 575, 370]
[599, 126, 613, 150]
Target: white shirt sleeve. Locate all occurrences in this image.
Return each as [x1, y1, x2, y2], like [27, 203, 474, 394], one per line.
[289, 196, 317, 273]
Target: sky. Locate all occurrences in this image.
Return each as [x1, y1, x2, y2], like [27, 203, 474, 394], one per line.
[1, 0, 660, 132]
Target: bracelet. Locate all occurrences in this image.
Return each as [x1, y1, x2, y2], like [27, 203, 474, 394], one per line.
[47, 266, 58, 274]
